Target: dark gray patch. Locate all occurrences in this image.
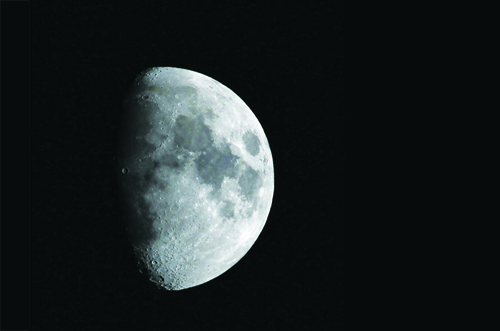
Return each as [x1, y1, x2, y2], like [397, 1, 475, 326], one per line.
[119, 99, 159, 162]
[173, 115, 212, 152]
[195, 143, 240, 194]
[242, 131, 260, 156]
[156, 153, 186, 170]
[238, 166, 263, 202]
[119, 176, 161, 247]
[220, 201, 235, 219]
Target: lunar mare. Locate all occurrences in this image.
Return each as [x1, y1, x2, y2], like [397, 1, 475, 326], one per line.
[117, 67, 274, 290]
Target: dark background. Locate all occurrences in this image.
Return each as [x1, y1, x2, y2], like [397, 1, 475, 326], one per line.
[29, 1, 345, 330]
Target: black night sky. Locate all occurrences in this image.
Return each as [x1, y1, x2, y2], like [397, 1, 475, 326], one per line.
[28, 1, 345, 330]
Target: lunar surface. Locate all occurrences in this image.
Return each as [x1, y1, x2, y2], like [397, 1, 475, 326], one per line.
[117, 67, 274, 290]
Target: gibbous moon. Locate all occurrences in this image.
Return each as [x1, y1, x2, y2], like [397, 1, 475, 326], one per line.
[117, 67, 274, 290]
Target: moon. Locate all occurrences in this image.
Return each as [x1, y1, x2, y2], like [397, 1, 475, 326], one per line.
[117, 67, 274, 290]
